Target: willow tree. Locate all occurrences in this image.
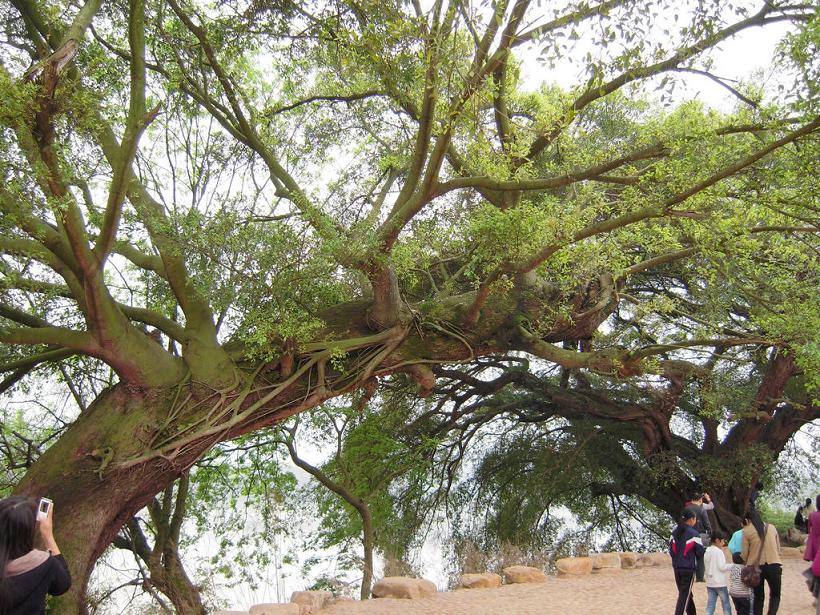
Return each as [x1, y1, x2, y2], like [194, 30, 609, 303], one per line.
[0, 0, 818, 610]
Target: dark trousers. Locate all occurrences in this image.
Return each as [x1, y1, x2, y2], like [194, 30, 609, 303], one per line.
[674, 569, 697, 615]
[732, 596, 751, 615]
[752, 563, 782, 615]
[696, 554, 705, 581]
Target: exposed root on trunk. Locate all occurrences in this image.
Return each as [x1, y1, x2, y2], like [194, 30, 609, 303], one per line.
[113, 326, 408, 471]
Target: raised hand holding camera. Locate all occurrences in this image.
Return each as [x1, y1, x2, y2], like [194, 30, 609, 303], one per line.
[36, 497, 60, 555]
[36, 497, 52, 521]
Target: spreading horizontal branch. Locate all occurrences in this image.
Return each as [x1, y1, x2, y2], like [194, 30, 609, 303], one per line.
[0, 348, 77, 375]
[0, 303, 52, 329]
[264, 91, 385, 116]
[0, 324, 96, 351]
[513, 0, 629, 48]
[622, 248, 698, 276]
[432, 143, 666, 196]
[517, 325, 769, 377]
[525, 5, 810, 161]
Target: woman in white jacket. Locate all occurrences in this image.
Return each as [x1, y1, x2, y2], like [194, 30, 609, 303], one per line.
[704, 530, 733, 615]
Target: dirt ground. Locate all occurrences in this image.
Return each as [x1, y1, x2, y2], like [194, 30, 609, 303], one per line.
[318, 559, 816, 615]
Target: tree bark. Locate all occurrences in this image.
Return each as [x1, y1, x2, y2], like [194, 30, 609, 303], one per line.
[283, 434, 377, 601]
[360, 505, 375, 600]
[13, 387, 202, 613]
[113, 477, 206, 614]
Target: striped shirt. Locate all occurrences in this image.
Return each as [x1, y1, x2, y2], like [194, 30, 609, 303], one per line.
[728, 563, 751, 597]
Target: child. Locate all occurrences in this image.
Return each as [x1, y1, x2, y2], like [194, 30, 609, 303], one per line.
[704, 529, 732, 615]
[728, 555, 752, 615]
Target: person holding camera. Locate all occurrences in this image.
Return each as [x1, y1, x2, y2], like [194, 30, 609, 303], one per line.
[685, 492, 714, 582]
[0, 496, 71, 614]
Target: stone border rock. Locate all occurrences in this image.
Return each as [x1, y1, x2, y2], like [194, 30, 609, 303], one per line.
[215, 551, 676, 612]
[458, 573, 503, 589]
[502, 565, 548, 584]
[555, 557, 593, 576]
[592, 552, 621, 570]
[371, 577, 437, 600]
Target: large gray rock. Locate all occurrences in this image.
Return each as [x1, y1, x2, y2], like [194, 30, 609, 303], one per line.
[592, 553, 621, 569]
[458, 573, 503, 589]
[785, 528, 807, 545]
[290, 590, 332, 613]
[249, 604, 301, 615]
[503, 565, 548, 583]
[371, 577, 437, 599]
[555, 557, 593, 576]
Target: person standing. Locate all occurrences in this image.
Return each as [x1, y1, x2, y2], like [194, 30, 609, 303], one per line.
[796, 504, 808, 532]
[704, 530, 732, 615]
[728, 517, 755, 612]
[0, 496, 71, 614]
[686, 492, 713, 581]
[805, 495, 820, 615]
[812, 554, 820, 615]
[671, 508, 705, 615]
[806, 497, 816, 517]
[729, 521, 745, 563]
[807, 495, 820, 562]
[741, 509, 782, 615]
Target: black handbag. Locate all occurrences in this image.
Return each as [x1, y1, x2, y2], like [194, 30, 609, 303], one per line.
[741, 525, 767, 588]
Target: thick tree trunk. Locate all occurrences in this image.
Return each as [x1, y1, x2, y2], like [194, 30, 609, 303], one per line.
[707, 493, 743, 534]
[13, 386, 195, 613]
[152, 553, 206, 615]
[14, 379, 335, 612]
[361, 506, 374, 601]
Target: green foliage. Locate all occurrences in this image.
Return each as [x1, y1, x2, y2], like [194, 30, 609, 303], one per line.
[778, 13, 820, 114]
[692, 445, 774, 492]
[296, 397, 438, 569]
[754, 501, 795, 537]
[187, 438, 299, 592]
[1, 0, 819, 608]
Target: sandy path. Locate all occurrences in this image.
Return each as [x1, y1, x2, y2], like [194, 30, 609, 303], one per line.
[319, 560, 815, 615]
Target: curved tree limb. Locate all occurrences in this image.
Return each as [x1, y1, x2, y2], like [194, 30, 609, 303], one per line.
[524, 4, 812, 161]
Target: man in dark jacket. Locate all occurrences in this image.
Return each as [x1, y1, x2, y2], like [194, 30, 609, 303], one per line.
[685, 492, 713, 581]
[670, 508, 706, 615]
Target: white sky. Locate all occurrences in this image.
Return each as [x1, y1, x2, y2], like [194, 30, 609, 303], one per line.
[517, 22, 793, 111]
